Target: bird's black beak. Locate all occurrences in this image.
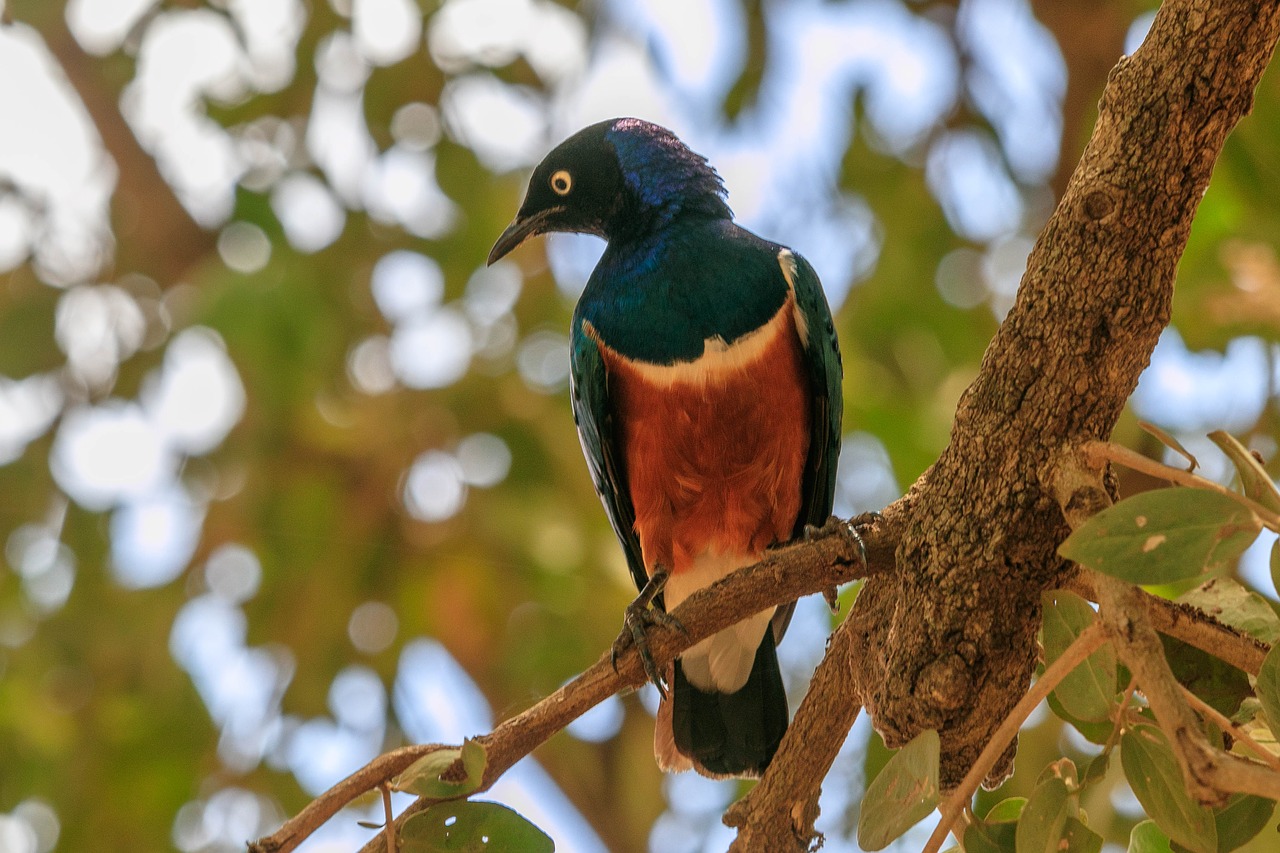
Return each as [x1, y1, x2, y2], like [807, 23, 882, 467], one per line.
[487, 206, 564, 265]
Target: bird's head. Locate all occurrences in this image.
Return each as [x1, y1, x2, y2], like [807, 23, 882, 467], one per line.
[488, 118, 729, 265]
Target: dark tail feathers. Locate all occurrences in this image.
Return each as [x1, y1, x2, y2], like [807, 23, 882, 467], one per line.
[670, 629, 788, 778]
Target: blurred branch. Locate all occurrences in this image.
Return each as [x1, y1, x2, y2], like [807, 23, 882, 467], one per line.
[1031, 0, 1134, 199]
[22, 2, 217, 283]
[253, 515, 888, 853]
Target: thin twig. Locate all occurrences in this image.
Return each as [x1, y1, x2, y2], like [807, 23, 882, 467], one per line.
[248, 746, 439, 853]
[921, 622, 1108, 853]
[1178, 685, 1280, 773]
[1084, 441, 1280, 531]
[1066, 569, 1269, 676]
[380, 785, 397, 853]
[1103, 679, 1139, 753]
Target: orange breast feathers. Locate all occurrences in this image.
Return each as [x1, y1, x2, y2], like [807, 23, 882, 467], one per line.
[597, 299, 812, 577]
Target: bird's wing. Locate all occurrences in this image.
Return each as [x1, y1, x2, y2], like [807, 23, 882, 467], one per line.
[570, 326, 649, 594]
[767, 252, 842, 643]
[788, 251, 844, 536]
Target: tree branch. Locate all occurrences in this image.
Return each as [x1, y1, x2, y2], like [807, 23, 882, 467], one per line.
[723, 614, 863, 851]
[17, 1, 217, 283]
[253, 516, 886, 853]
[1096, 572, 1280, 804]
[1084, 440, 1280, 531]
[848, 0, 1280, 790]
[1179, 685, 1280, 774]
[1066, 568, 1268, 676]
[1094, 574, 1226, 805]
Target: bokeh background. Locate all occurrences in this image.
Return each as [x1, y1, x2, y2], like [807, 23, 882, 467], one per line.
[0, 1, 1278, 851]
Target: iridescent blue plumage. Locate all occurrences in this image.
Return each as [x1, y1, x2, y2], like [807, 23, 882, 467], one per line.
[489, 118, 842, 779]
[605, 118, 730, 220]
[578, 218, 790, 363]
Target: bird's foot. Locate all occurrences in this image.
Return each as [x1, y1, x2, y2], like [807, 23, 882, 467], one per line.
[802, 512, 879, 543]
[611, 567, 685, 699]
[822, 585, 840, 614]
[806, 513, 879, 611]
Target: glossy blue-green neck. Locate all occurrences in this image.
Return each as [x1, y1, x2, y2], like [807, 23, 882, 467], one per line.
[575, 219, 788, 365]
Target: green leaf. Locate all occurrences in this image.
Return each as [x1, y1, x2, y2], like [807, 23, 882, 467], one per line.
[857, 729, 941, 850]
[1063, 817, 1104, 853]
[393, 740, 488, 798]
[1034, 757, 1078, 789]
[1271, 538, 1280, 600]
[1161, 635, 1251, 717]
[964, 796, 1025, 853]
[1210, 793, 1274, 852]
[1178, 577, 1280, 645]
[401, 801, 554, 853]
[1059, 488, 1261, 585]
[1128, 820, 1174, 853]
[965, 814, 1018, 853]
[1047, 690, 1116, 744]
[1015, 775, 1070, 853]
[1256, 645, 1280, 750]
[986, 797, 1028, 822]
[1080, 751, 1112, 790]
[1207, 431, 1280, 515]
[1042, 590, 1117, 721]
[1141, 422, 1199, 470]
[1121, 725, 1217, 853]
[1230, 696, 1263, 727]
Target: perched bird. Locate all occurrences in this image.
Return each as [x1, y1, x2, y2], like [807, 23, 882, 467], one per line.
[488, 118, 842, 778]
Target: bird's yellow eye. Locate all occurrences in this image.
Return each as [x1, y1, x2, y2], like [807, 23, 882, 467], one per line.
[550, 170, 572, 196]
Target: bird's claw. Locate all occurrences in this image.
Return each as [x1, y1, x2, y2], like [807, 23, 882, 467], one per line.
[822, 585, 840, 613]
[807, 513, 875, 574]
[612, 605, 684, 699]
[803, 515, 856, 542]
[611, 567, 684, 699]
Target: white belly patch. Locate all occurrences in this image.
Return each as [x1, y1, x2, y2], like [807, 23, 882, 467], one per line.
[665, 550, 775, 693]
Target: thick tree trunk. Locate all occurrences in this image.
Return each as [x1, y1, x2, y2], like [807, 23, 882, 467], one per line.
[848, 0, 1280, 788]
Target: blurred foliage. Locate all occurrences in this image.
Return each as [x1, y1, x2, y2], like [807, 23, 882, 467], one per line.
[0, 1, 1277, 852]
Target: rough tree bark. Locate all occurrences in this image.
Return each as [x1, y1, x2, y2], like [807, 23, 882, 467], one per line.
[847, 0, 1280, 791]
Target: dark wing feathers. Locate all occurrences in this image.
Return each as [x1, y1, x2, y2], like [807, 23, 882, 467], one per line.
[570, 329, 649, 594]
[767, 252, 842, 643]
[789, 252, 843, 538]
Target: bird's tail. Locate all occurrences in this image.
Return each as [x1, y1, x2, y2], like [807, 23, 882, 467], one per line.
[660, 630, 788, 778]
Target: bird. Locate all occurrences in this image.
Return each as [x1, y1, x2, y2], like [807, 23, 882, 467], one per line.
[488, 117, 842, 778]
